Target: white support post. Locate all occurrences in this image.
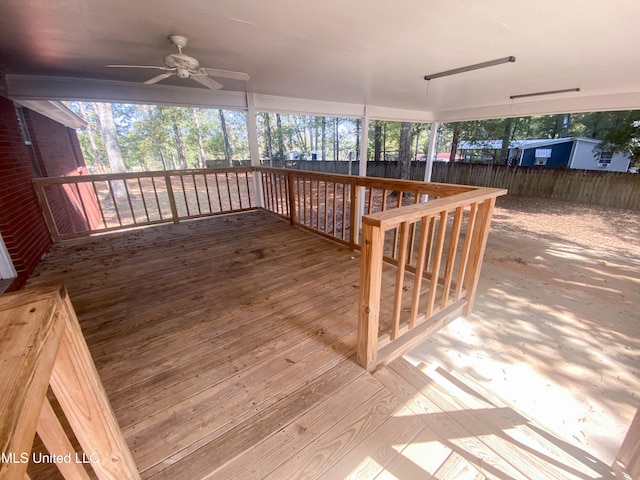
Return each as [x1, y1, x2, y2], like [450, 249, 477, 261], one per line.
[246, 92, 264, 208]
[424, 121, 439, 183]
[355, 106, 370, 243]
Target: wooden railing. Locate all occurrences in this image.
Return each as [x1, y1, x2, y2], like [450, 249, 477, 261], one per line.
[357, 188, 506, 371]
[257, 167, 479, 249]
[33, 168, 257, 241]
[258, 168, 505, 371]
[0, 285, 139, 479]
[32, 167, 504, 374]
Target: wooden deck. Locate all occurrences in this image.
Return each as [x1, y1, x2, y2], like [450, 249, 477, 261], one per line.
[25, 210, 614, 479]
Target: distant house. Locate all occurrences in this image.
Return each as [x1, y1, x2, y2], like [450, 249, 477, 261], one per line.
[458, 137, 631, 172]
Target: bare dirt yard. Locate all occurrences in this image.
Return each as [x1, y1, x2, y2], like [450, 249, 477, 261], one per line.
[408, 195, 640, 467]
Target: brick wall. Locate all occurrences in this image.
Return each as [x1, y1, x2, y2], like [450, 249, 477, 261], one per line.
[0, 96, 52, 290]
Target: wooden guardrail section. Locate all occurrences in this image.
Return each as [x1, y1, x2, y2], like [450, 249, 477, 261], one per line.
[357, 187, 505, 371]
[258, 168, 506, 371]
[0, 285, 139, 480]
[257, 167, 478, 248]
[33, 168, 257, 241]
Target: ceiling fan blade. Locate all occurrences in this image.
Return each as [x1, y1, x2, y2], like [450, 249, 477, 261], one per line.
[191, 75, 223, 90]
[144, 73, 174, 84]
[107, 64, 174, 70]
[202, 68, 249, 81]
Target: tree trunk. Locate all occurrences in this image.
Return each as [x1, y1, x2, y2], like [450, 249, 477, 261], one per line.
[78, 103, 106, 173]
[398, 122, 413, 179]
[146, 105, 168, 169]
[334, 117, 339, 161]
[373, 120, 382, 162]
[355, 118, 361, 160]
[449, 124, 461, 163]
[276, 113, 285, 161]
[172, 121, 188, 169]
[93, 102, 127, 198]
[263, 113, 273, 167]
[321, 117, 326, 161]
[499, 118, 513, 165]
[191, 108, 207, 168]
[219, 109, 233, 167]
[382, 123, 387, 161]
[563, 114, 571, 137]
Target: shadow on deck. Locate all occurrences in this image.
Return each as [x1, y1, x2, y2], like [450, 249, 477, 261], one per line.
[26, 210, 614, 479]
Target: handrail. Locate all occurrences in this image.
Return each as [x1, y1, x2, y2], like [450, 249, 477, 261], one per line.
[257, 167, 477, 250]
[0, 284, 140, 479]
[357, 186, 506, 372]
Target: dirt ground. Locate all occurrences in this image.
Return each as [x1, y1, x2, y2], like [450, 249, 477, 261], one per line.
[407, 195, 640, 466]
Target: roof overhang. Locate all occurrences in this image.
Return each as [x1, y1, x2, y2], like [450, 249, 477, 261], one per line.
[13, 98, 87, 129]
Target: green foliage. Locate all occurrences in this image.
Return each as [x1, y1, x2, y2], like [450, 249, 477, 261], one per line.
[442, 111, 640, 164]
[66, 102, 250, 171]
[256, 113, 360, 162]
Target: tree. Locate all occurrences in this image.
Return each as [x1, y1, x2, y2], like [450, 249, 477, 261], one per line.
[321, 117, 327, 161]
[598, 111, 640, 162]
[191, 108, 207, 168]
[219, 109, 233, 167]
[373, 121, 382, 162]
[262, 113, 274, 166]
[93, 102, 127, 198]
[499, 117, 513, 164]
[398, 122, 413, 179]
[275, 113, 285, 161]
[76, 102, 107, 172]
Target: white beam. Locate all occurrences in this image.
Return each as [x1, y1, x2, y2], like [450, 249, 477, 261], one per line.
[424, 122, 439, 183]
[435, 91, 640, 123]
[6, 75, 248, 110]
[246, 93, 264, 208]
[253, 93, 364, 118]
[367, 105, 435, 123]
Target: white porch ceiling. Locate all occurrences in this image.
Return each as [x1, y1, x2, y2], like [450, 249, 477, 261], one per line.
[1, 0, 639, 121]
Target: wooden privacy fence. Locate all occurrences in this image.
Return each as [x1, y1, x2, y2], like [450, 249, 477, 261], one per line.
[259, 167, 506, 371]
[293, 160, 640, 209]
[33, 168, 258, 241]
[431, 163, 640, 209]
[0, 284, 139, 480]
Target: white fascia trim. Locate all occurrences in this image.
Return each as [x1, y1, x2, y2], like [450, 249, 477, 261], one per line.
[6, 75, 248, 110]
[251, 94, 435, 122]
[367, 105, 434, 123]
[253, 93, 364, 118]
[14, 100, 87, 128]
[435, 91, 640, 123]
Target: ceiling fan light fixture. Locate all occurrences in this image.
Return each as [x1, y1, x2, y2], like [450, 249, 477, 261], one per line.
[424, 56, 515, 81]
[106, 34, 249, 90]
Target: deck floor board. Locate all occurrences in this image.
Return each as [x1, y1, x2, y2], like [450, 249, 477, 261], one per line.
[25, 210, 612, 480]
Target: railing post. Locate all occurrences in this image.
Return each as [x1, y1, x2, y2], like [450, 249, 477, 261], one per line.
[357, 220, 384, 372]
[287, 171, 296, 225]
[164, 171, 179, 224]
[462, 197, 496, 316]
[349, 182, 362, 249]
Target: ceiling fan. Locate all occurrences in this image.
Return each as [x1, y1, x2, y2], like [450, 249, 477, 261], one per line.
[107, 35, 249, 90]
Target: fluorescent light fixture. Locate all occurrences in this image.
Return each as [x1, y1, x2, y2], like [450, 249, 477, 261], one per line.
[424, 56, 516, 81]
[510, 87, 580, 100]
